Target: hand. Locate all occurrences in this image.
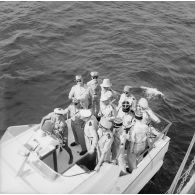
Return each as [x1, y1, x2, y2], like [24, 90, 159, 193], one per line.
[88, 149, 94, 154]
[94, 165, 101, 172]
[112, 159, 118, 165]
[72, 97, 78, 102]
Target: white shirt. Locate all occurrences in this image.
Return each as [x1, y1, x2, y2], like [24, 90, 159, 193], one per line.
[69, 84, 89, 108]
[119, 113, 133, 127]
[100, 103, 116, 121]
[130, 120, 149, 143]
[84, 117, 98, 151]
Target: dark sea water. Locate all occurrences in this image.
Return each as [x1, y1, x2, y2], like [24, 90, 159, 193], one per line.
[0, 1, 195, 193]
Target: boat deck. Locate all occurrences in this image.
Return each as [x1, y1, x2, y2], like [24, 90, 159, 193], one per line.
[1, 120, 84, 174]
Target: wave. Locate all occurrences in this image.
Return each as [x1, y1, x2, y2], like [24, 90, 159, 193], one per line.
[140, 86, 164, 99]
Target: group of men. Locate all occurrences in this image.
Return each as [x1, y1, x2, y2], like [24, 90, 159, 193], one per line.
[40, 71, 161, 174]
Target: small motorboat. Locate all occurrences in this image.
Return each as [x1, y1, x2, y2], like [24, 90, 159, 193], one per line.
[0, 114, 172, 193]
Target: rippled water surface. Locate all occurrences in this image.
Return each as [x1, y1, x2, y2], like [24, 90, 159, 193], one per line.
[0, 2, 195, 193]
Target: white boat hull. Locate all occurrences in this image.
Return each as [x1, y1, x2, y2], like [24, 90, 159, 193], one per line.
[0, 124, 170, 193]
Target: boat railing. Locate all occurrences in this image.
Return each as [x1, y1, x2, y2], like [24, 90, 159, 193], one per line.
[155, 113, 172, 140]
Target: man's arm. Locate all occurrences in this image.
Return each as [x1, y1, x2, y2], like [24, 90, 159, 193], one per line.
[40, 113, 52, 128]
[90, 126, 98, 153]
[68, 86, 75, 100]
[147, 109, 161, 123]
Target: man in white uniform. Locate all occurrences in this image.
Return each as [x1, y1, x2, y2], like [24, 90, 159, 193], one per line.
[80, 109, 98, 154]
[98, 91, 117, 122]
[69, 75, 90, 109]
[87, 72, 101, 117]
[95, 118, 114, 172]
[112, 118, 130, 174]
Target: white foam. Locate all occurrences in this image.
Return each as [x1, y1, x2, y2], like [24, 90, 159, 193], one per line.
[141, 86, 164, 99]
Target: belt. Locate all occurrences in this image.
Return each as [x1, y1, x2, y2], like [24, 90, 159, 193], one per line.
[131, 141, 146, 144]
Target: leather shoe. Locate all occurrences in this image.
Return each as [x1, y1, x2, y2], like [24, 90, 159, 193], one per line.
[79, 150, 87, 156]
[70, 142, 78, 147]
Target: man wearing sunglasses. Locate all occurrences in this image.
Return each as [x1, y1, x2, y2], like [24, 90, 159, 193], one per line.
[95, 118, 114, 172]
[118, 85, 136, 114]
[61, 99, 87, 155]
[69, 75, 90, 109]
[87, 72, 102, 118]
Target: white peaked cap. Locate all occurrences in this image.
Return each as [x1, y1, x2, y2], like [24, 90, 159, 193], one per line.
[79, 109, 92, 118]
[90, 71, 99, 76]
[75, 75, 83, 80]
[124, 85, 131, 92]
[100, 79, 112, 88]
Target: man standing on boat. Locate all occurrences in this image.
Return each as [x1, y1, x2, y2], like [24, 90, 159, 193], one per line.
[40, 108, 73, 164]
[95, 118, 114, 172]
[100, 78, 119, 106]
[98, 91, 117, 122]
[112, 118, 130, 174]
[62, 99, 87, 156]
[127, 109, 151, 172]
[80, 109, 98, 154]
[87, 71, 101, 118]
[69, 75, 90, 109]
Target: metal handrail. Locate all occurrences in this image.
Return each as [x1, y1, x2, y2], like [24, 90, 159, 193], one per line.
[155, 113, 172, 139]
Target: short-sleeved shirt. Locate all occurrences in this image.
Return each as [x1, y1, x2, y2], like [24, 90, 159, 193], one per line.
[47, 113, 68, 142]
[117, 112, 133, 127]
[100, 104, 116, 120]
[130, 120, 149, 143]
[69, 84, 90, 108]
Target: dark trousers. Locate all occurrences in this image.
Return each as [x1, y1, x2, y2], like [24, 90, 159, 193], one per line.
[71, 120, 87, 151]
[61, 141, 73, 161]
